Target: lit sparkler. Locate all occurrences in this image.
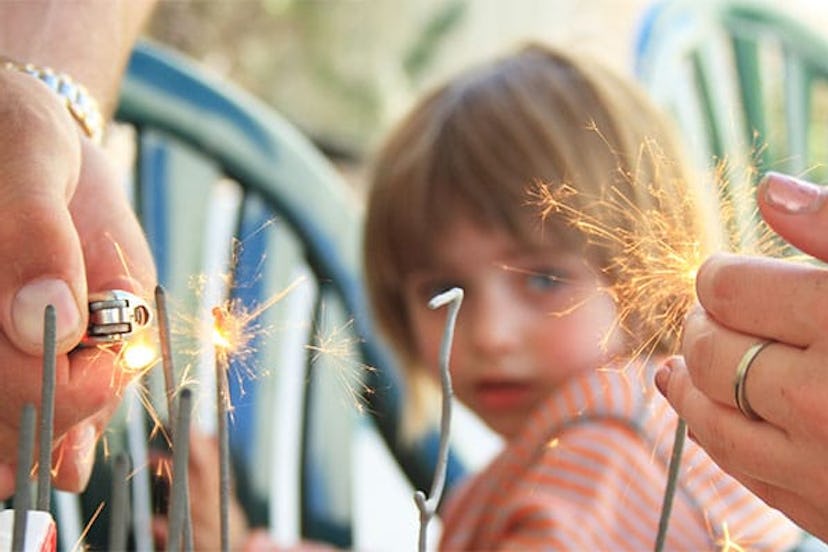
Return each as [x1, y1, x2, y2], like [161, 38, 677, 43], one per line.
[168, 275, 306, 399]
[531, 137, 804, 551]
[532, 151, 804, 368]
[212, 306, 232, 552]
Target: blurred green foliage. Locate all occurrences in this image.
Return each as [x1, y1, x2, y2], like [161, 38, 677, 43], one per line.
[147, 1, 467, 160]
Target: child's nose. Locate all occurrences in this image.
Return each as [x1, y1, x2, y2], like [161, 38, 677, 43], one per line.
[466, 287, 522, 355]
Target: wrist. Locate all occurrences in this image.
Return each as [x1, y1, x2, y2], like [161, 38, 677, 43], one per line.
[1, 57, 104, 144]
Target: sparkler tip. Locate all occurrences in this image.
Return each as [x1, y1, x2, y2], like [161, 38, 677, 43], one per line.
[428, 287, 464, 310]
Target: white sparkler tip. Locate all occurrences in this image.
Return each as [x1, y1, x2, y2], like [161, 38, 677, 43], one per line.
[428, 287, 464, 310]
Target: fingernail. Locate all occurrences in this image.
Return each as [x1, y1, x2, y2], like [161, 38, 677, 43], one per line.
[760, 171, 825, 214]
[13, 278, 82, 350]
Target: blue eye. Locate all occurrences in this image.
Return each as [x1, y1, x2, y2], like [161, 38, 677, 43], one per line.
[526, 272, 564, 292]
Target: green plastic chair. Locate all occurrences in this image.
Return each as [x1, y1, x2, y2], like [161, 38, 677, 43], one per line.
[636, 0, 828, 245]
[49, 40, 464, 551]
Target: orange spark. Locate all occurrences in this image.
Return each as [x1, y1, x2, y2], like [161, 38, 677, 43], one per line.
[716, 522, 748, 552]
[531, 137, 808, 371]
[306, 316, 378, 414]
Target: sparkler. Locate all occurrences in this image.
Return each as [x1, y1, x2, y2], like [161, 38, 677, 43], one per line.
[534, 179, 703, 365]
[155, 284, 178, 428]
[37, 305, 57, 512]
[109, 452, 131, 551]
[533, 165, 800, 371]
[168, 387, 193, 552]
[213, 306, 232, 552]
[531, 138, 804, 551]
[13, 403, 36, 551]
[414, 287, 463, 552]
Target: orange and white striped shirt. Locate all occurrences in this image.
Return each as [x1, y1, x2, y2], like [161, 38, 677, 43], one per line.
[439, 365, 801, 551]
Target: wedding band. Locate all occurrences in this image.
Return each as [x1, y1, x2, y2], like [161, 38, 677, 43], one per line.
[734, 340, 772, 420]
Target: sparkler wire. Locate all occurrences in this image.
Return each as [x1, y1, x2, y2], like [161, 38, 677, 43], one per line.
[37, 305, 56, 511]
[155, 285, 177, 424]
[216, 348, 231, 552]
[414, 287, 463, 552]
[13, 403, 36, 551]
[654, 418, 686, 552]
[168, 388, 193, 552]
[109, 452, 130, 551]
[155, 285, 196, 549]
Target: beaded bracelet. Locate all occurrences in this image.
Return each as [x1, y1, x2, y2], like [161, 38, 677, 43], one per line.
[1, 59, 104, 144]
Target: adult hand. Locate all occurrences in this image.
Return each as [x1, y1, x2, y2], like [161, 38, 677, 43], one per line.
[656, 172, 828, 539]
[0, 69, 155, 498]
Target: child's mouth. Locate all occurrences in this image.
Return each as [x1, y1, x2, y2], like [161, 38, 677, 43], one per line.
[474, 381, 533, 411]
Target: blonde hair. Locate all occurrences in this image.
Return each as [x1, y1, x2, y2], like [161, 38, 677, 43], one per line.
[364, 42, 719, 438]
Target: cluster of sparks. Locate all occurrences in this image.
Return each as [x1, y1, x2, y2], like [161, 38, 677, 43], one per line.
[532, 145, 804, 370]
[534, 180, 702, 363]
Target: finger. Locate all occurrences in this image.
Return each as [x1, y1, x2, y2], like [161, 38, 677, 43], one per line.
[49, 367, 127, 494]
[733, 338, 828, 433]
[70, 140, 156, 294]
[59, 348, 131, 423]
[0, 338, 129, 476]
[695, 252, 828, 348]
[0, 463, 14, 501]
[657, 357, 819, 493]
[681, 308, 813, 428]
[680, 307, 760, 408]
[757, 172, 828, 261]
[49, 420, 98, 493]
[0, 73, 87, 354]
[722, 473, 828, 542]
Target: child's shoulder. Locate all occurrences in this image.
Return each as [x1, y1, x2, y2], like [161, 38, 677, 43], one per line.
[518, 362, 663, 443]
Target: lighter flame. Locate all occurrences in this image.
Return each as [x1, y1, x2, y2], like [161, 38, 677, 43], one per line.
[120, 339, 159, 372]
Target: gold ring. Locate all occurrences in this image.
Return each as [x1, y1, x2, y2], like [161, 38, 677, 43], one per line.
[734, 340, 772, 420]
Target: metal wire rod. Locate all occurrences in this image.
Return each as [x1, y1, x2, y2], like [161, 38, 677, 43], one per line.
[13, 404, 37, 551]
[414, 287, 463, 552]
[37, 305, 57, 512]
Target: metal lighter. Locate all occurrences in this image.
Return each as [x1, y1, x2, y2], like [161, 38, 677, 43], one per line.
[79, 289, 153, 347]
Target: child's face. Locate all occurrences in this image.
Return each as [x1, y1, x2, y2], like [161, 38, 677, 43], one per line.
[403, 218, 624, 439]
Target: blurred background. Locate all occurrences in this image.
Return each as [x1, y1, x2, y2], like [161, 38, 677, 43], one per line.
[135, 1, 828, 549]
[147, 0, 828, 194]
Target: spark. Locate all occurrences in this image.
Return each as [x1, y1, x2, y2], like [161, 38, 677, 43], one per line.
[207, 276, 306, 385]
[534, 180, 697, 365]
[71, 501, 105, 552]
[532, 138, 807, 367]
[306, 316, 377, 414]
[716, 522, 747, 552]
[154, 270, 307, 430]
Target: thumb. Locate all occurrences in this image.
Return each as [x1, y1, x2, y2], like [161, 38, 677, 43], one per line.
[0, 72, 87, 354]
[757, 172, 828, 261]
